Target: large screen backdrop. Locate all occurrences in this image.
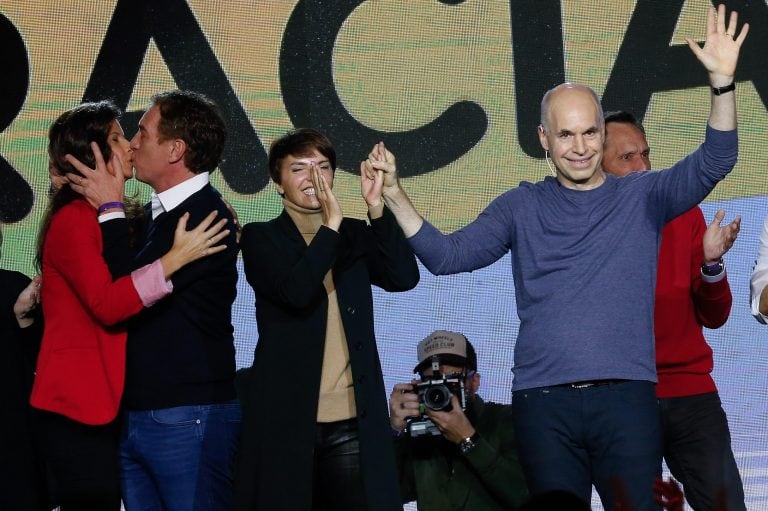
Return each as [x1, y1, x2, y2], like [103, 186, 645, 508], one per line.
[1, 1, 767, 508]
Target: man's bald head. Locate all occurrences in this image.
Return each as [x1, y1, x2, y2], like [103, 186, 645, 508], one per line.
[540, 83, 604, 134]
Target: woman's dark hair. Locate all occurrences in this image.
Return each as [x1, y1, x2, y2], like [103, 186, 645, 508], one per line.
[35, 101, 121, 271]
[268, 128, 336, 184]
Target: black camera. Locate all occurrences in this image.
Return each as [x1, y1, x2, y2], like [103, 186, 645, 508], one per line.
[406, 362, 467, 438]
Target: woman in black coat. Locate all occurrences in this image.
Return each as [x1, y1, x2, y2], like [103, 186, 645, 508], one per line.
[235, 129, 419, 510]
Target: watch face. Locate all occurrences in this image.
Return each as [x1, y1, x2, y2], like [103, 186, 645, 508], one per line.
[459, 438, 475, 454]
[702, 262, 724, 276]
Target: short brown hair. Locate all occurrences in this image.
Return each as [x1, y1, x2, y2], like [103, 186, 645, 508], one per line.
[268, 128, 336, 184]
[151, 90, 227, 174]
[604, 110, 646, 134]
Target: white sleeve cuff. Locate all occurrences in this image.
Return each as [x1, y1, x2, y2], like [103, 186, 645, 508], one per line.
[98, 211, 127, 223]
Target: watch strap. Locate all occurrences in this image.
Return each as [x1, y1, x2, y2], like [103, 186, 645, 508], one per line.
[702, 258, 725, 276]
[458, 432, 480, 455]
[711, 82, 735, 96]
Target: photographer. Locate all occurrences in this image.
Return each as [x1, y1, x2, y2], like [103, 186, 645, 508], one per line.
[389, 331, 528, 511]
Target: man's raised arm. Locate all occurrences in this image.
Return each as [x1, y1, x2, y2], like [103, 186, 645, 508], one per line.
[686, 4, 749, 131]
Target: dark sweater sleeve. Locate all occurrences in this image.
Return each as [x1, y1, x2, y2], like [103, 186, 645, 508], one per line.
[650, 127, 738, 224]
[100, 217, 135, 278]
[160, 198, 238, 294]
[408, 195, 514, 276]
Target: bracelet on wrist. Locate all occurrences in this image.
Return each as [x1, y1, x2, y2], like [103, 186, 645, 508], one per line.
[97, 201, 125, 214]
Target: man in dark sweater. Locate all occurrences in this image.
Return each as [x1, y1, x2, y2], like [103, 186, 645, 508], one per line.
[124, 91, 239, 510]
[73, 90, 240, 510]
[366, 5, 748, 511]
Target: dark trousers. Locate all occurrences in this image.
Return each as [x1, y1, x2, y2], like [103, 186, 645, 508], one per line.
[312, 418, 366, 511]
[513, 380, 662, 511]
[35, 409, 121, 511]
[660, 392, 745, 511]
[1, 410, 48, 510]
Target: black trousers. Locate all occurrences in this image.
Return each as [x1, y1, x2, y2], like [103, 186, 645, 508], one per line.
[312, 418, 366, 511]
[1, 409, 48, 510]
[35, 410, 122, 511]
[659, 392, 745, 511]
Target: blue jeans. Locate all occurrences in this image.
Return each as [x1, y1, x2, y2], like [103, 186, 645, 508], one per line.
[120, 401, 241, 511]
[513, 380, 662, 511]
[659, 392, 745, 511]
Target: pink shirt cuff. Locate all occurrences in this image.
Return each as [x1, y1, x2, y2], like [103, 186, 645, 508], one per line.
[131, 259, 173, 307]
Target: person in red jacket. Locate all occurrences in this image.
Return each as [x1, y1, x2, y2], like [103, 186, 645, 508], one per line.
[30, 101, 229, 511]
[602, 110, 744, 511]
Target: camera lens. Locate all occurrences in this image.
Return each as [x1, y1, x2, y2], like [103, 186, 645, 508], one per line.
[423, 385, 452, 411]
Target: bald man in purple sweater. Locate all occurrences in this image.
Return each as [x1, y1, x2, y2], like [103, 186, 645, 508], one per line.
[364, 5, 747, 511]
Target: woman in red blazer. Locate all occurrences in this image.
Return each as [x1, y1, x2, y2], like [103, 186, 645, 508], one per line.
[29, 101, 228, 511]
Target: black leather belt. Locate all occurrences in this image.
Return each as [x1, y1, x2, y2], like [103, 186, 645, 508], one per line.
[562, 379, 626, 389]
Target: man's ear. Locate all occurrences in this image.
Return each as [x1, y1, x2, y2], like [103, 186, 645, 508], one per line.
[168, 139, 186, 165]
[537, 125, 549, 152]
[273, 180, 285, 197]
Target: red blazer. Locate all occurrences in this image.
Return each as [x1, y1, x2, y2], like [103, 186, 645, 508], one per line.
[30, 199, 144, 425]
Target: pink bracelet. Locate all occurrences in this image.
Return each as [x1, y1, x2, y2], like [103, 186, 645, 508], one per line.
[97, 201, 125, 214]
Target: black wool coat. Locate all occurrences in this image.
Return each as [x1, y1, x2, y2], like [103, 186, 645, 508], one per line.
[234, 206, 419, 510]
[0, 270, 46, 510]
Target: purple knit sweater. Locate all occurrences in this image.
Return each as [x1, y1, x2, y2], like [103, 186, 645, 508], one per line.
[409, 127, 737, 391]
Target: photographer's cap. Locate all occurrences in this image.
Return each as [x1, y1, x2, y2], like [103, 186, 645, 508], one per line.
[414, 330, 476, 373]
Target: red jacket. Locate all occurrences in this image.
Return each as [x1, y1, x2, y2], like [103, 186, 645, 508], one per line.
[30, 199, 144, 425]
[654, 207, 731, 398]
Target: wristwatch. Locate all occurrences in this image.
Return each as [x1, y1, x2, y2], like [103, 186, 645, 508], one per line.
[458, 432, 480, 455]
[701, 258, 724, 277]
[711, 82, 735, 96]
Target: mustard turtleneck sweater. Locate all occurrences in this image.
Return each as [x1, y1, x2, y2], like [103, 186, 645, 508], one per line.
[283, 199, 356, 422]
